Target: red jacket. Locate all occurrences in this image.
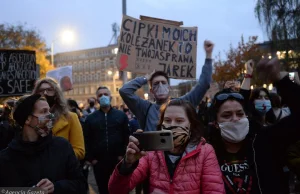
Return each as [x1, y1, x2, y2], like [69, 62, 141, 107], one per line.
[109, 140, 225, 194]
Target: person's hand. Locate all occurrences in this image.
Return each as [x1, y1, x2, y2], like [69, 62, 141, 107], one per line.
[257, 57, 287, 82]
[125, 130, 147, 167]
[245, 59, 254, 75]
[224, 80, 235, 90]
[37, 178, 54, 193]
[145, 70, 156, 81]
[204, 40, 214, 59]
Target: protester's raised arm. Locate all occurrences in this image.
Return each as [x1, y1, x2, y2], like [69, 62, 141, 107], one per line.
[119, 76, 151, 121]
[257, 58, 300, 145]
[241, 60, 253, 91]
[180, 40, 213, 107]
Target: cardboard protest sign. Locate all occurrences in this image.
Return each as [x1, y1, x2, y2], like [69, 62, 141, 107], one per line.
[46, 66, 73, 91]
[0, 50, 37, 97]
[117, 15, 198, 79]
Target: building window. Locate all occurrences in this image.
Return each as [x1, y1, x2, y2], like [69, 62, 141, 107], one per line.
[84, 62, 89, 72]
[78, 75, 82, 82]
[72, 75, 76, 84]
[95, 73, 99, 81]
[90, 61, 95, 72]
[91, 86, 96, 94]
[74, 88, 78, 94]
[90, 74, 94, 82]
[96, 60, 101, 69]
[78, 62, 83, 71]
[73, 64, 77, 72]
[82, 75, 86, 83]
[85, 86, 90, 94]
[79, 87, 84, 94]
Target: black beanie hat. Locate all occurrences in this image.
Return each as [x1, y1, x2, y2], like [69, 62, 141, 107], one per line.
[13, 94, 42, 127]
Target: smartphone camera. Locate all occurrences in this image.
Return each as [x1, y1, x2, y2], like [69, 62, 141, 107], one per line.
[161, 139, 166, 143]
[160, 133, 170, 137]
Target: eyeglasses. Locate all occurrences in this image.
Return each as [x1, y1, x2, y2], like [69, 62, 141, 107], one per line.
[38, 88, 55, 95]
[215, 93, 244, 101]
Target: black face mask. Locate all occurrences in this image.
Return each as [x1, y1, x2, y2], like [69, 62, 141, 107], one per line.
[123, 108, 129, 113]
[89, 102, 95, 107]
[45, 95, 56, 108]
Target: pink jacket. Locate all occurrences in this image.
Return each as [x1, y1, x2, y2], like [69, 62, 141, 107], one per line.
[109, 140, 225, 194]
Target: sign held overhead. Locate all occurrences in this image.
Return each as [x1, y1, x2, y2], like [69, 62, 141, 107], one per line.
[117, 15, 198, 79]
[0, 50, 37, 97]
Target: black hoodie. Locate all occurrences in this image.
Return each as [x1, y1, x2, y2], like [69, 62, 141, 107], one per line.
[0, 134, 87, 194]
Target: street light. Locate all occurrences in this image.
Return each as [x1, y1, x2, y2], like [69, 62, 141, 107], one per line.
[263, 84, 267, 88]
[112, 48, 118, 55]
[51, 29, 76, 66]
[268, 84, 273, 91]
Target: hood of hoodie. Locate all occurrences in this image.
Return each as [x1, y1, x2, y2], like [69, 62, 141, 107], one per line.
[8, 133, 52, 155]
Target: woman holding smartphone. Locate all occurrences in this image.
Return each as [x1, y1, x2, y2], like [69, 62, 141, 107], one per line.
[108, 99, 225, 194]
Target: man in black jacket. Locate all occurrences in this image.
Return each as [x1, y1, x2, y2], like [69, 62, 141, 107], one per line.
[84, 86, 129, 194]
[0, 94, 87, 193]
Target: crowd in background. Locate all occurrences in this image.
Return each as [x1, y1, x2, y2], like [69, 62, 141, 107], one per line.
[0, 40, 300, 194]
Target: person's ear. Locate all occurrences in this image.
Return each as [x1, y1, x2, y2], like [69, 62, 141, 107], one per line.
[25, 115, 33, 125]
[212, 121, 220, 129]
[150, 88, 154, 95]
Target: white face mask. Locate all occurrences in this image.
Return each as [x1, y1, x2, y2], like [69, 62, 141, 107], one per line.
[153, 82, 169, 97]
[218, 117, 249, 143]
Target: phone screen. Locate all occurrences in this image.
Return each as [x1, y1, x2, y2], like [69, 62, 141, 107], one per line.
[289, 72, 295, 82]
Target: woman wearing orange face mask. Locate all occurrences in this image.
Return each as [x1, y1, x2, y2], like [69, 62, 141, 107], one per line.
[108, 99, 225, 194]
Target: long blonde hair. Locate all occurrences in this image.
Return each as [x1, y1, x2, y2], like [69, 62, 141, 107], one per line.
[32, 77, 69, 120]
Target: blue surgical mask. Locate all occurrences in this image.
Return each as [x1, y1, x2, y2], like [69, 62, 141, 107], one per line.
[254, 99, 272, 114]
[99, 96, 111, 107]
[207, 102, 212, 108]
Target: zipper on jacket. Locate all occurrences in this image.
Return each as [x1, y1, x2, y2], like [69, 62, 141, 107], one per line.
[252, 134, 263, 194]
[162, 156, 174, 194]
[161, 149, 200, 194]
[105, 113, 108, 152]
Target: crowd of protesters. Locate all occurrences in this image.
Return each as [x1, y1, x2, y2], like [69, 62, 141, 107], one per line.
[0, 38, 300, 194]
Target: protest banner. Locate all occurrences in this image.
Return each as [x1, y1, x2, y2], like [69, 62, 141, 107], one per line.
[46, 66, 73, 91]
[0, 50, 37, 97]
[117, 15, 198, 79]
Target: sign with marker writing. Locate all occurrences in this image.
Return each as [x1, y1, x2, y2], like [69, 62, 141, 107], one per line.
[46, 66, 73, 91]
[0, 50, 37, 97]
[117, 15, 197, 79]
